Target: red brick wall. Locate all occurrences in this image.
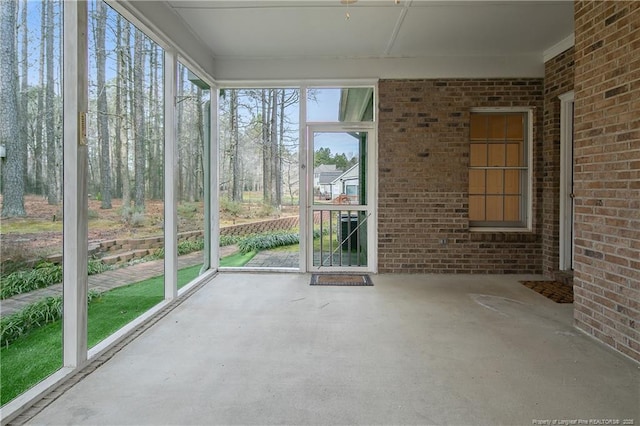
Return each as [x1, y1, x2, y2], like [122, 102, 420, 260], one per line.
[378, 79, 544, 273]
[573, 1, 640, 362]
[542, 48, 575, 276]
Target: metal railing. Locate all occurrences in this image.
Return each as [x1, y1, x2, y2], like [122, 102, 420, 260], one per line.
[314, 209, 370, 268]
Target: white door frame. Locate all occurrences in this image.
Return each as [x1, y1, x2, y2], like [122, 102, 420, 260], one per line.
[559, 91, 575, 271]
[306, 123, 377, 273]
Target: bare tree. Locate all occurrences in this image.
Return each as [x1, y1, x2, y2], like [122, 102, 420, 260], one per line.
[230, 89, 242, 201]
[261, 89, 271, 204]
[112, 14, 123, 198]
[44, 0, 57, 205]
[120, 16, 131, 208]
[0, 0, 26, 217]
[132, 29, 145, 210]
[94, 0, 111, 208]
[147, 42, 162, 200]
[34, 0, 46, 197]
[19, 0, 29, 192]
[269, 89, 279, 207]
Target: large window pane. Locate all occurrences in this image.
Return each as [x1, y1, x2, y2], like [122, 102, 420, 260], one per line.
[307, 87, 373, 122]
[0, 0, 63, 405]
[86, 1, 164, 348]
[218, 88, 300, 269]
[176, 62, 209, 274]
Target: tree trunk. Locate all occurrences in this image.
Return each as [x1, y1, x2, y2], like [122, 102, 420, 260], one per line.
[0, 0, 26, 217]
[147, 43, 162, 200]
[45, 0, 57, 205]
[132, 29, 145, 210]
[122, 21, 132, 209]
[276, 89, 285, 207]
[95, 0, 111, 208]
[231, 89, 242, 202]
[269, 89, 278, 207]
[34, 0, 45, 198]
[154, 44, 163, 200]
[113, 14, 123, 199]
[20, 0, 29, 193]
[261, 89, 271, 204]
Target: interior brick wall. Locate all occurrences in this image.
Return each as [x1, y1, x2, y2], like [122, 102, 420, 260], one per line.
[378, 79, 544, 273]
[542, 47, 575, 276]
[573, 1, 640, 362]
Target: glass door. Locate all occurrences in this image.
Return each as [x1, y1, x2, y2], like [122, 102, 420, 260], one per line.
[307, 127, 374, 271]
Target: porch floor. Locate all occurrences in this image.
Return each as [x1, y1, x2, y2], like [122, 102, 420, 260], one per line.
[25, 273, 639, 425]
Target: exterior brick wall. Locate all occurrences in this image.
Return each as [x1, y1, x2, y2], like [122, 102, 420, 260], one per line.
[573, 1, 640, 362]
[542, 47, 575, 276]
[378, 79, 544, 273]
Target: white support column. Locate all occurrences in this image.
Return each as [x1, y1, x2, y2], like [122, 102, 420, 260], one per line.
[164, 50, 178, 300]
[63, 0, 88, 367]
[299, 86, 307, 272]
[210, 87, 220, 270]
[559, 91, 575, 271]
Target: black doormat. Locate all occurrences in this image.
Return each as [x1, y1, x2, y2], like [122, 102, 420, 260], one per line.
[310, 274, 373, 286]
[520, 280, 573, 303]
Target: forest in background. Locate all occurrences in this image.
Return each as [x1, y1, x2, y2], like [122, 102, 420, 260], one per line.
[0, 0, 209, 220]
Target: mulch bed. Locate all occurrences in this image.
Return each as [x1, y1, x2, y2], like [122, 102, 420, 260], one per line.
[520, 280, 573, 303]
[310, 274, 373, 286]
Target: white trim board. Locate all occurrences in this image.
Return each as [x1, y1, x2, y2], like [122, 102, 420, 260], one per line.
[543, 33, 575, 63]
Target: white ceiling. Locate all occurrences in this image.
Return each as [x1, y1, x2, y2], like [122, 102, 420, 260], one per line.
[161, 0, 575, 80]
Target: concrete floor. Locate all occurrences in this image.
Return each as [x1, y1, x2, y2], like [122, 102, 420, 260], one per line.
[27, 274, 639, 425]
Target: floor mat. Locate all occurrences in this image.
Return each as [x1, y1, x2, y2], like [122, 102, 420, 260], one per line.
[520, 280, 573, 303]
[310, 274, 373, 286]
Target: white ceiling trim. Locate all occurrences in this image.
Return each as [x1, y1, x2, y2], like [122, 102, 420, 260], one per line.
[383, 0, 412, 56]
[216, 78, 379, 88]
[214, 55, 545, 80]
[543, 33, 575, 63]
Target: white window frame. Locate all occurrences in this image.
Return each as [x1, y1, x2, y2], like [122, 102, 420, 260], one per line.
[468, 107, 534, 232]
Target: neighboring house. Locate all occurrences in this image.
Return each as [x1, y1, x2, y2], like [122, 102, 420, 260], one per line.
[313, 165, 343, 200]
[331, 163, 359, 202]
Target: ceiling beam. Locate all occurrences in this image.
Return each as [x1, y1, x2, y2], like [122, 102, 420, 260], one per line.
[384, 0, 412, 56]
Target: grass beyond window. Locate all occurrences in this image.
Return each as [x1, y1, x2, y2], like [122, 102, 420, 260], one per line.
[219, 251, 257, 267]
[0, 264, 202, 406]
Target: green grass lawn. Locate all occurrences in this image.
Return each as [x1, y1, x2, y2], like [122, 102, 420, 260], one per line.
[0, 249, 260, 405]
[219, 250, 257, 267]
[0, 264, 202, 406]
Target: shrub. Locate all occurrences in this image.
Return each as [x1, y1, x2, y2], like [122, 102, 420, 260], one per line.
[177, 203, 199, 220]
[130, 212, 146, 227]
[178, 239, 204, 255]
[120, 205, 146, 227]
[0, 290, 102, 347]
[258, 203, 278, 218]
[0, 260, 109, 300]
[149, 238, 205, 260]
[0, 262, 62, 300]
[220, 197, 242, 218]
[88, 258, 111, 275]
[120, 205, 133, 223]
[219, 235, 240, 247]
[237, 231, 299, 254]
